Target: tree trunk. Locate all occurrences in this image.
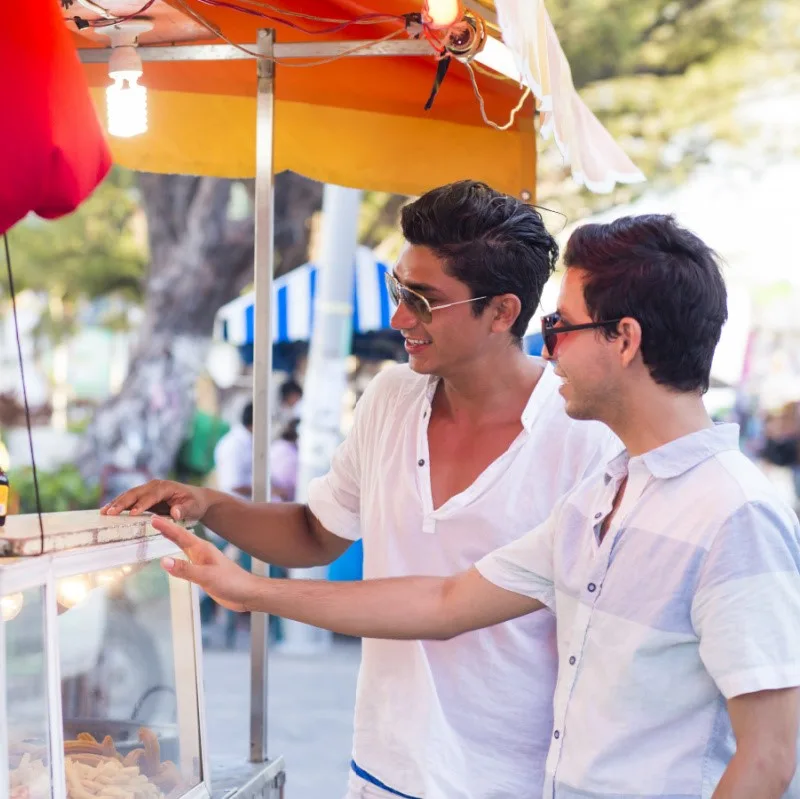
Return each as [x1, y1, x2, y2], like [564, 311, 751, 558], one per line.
[77, 171, 323, 484]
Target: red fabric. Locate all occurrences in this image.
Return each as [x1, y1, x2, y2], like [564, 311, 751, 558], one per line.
[0, 0, 112, 235]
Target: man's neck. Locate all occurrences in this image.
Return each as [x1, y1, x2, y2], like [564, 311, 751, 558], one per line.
[435, 348, 543, 425]
[608, 385, 714, 457]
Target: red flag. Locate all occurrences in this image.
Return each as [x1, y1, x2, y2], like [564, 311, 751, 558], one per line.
[0, 0, 112, 235]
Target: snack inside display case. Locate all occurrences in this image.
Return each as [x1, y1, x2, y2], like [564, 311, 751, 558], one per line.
[0, 511, 211, 799]
[58, 559, 203, 799]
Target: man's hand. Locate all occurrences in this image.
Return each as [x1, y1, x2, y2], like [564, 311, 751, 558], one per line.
[154, 517, 257, 612]
[102, 480, 209, 522]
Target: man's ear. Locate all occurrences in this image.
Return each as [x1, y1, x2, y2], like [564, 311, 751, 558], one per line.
[616, 317, 643, 367]
[491, 294, 522, 334]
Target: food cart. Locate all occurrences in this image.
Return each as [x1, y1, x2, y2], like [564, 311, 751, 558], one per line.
[0, 510, 285, 799]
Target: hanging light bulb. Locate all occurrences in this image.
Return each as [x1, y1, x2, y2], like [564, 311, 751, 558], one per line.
[96, 20, 152, 139]
[107, 71, 147, 138]
[57, 577, 91, 609]
[424, 0, 462, 28]
[1, 593, 24, 622]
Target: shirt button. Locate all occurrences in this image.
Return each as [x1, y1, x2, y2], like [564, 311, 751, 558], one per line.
[569, 656, 576, 665]
[594, 512, 602, 520]
[418, 459, 425, 467]
[587, 583, 597, 593]
[553, 730, 560, 740]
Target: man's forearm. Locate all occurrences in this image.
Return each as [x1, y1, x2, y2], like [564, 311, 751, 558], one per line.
[244, 573, 458, 640]
[712, 750, 795, 799]
[199, 489, 343, 568]
[239, 567, 543, 641]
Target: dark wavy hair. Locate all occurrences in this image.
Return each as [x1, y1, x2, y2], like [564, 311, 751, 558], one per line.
[401, 180, 559, 342]
[564, 214, 727, 393]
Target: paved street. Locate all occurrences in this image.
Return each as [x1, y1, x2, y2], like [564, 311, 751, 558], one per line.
[203, 631, 361, 799]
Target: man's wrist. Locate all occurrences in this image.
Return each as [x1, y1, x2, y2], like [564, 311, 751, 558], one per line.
[243, 573, 271, 614]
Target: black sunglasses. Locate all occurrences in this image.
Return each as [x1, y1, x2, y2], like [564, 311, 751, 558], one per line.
[541, 312, 622, 357]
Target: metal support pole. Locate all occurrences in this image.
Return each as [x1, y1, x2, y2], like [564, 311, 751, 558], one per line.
[249, 27, 275, 765]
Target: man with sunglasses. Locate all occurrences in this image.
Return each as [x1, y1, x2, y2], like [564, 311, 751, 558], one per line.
[103, 180, 619, 799]
[154, 213, 800, 799]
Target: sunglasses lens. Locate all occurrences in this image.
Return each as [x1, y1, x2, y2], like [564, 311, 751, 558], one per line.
[402, 289, 431, 323]
[386, 274, 431, 323]
[541, 315, 558, 356]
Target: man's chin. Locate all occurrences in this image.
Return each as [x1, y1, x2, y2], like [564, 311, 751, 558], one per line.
[564, 398, 594, 421]
[407, 355, 437, 375]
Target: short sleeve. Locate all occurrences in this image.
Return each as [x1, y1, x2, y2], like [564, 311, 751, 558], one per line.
[306, 377, 380, 541]
[474, 503, 562, 610]
[692, 501, 800, 698]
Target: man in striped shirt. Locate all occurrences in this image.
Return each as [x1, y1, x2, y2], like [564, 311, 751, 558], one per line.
[156, 214, 800, 798]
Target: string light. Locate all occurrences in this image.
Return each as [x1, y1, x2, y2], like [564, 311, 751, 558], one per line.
[1, 593, 24, 622]
[57, 577, 91, 609]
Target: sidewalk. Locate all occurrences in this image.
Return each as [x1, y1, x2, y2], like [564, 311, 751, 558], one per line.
[203, 633, 361, 798]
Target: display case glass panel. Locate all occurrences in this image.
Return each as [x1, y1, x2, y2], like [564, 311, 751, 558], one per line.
[5, 585, 52, 799]
[57, 559, 203, 799]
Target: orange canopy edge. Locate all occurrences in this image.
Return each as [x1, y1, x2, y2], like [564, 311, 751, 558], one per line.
[71, 0, 536, 198]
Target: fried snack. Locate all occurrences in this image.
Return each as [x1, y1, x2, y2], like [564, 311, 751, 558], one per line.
[101, 735, 123, 762]
[64, 727, 187, 799]
[151, 761, 181, 793]
[137, 728, 161, 779]
[65, 756, 163, 799]
[65, 740, 105, 757]
[10, 753, 51, 799]
[122, 749, 146, 769]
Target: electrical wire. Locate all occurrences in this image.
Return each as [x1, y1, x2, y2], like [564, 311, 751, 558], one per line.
[92, 0, 157, 27]
[192, 0, 403, 35]
[464, 60, 530, 131]
[170, 0, 406, 66]
[3, 234, 45, 555]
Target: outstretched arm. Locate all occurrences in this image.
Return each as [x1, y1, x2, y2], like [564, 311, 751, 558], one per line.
[154, 517, 543, 640]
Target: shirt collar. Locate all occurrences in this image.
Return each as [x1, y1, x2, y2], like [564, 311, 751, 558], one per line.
[604, 423, 741, 482]
[423, 358, 555, 434]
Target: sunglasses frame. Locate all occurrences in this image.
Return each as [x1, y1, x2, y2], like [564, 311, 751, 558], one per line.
[385, 272, 487, 324]
[541, 312, 623, 356]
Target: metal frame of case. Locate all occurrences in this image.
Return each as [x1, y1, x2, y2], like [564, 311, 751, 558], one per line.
[0, 534, 212, 799]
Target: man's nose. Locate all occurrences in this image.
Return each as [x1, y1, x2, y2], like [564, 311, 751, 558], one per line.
[390, 301, 417, 330]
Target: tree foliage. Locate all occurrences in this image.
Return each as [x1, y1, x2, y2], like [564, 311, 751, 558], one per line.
[538, 0, 800, 218]
[6, 167, 146, 304]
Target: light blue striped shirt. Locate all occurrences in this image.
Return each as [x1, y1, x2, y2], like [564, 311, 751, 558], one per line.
[477, 424, 800, 798]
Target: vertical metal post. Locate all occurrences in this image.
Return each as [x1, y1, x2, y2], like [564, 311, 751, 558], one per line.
[249, 27, 275, 764]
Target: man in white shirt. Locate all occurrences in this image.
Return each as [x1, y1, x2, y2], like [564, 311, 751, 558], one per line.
[103, 180, 618, 799]
[153, 213, 800, 799]
[214, 402, 254, 499]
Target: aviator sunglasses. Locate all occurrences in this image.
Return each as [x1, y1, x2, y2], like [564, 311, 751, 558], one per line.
[384, 272, 487, 324]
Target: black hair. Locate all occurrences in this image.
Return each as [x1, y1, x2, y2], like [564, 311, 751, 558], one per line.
[564, 214, 728, 393]
[401, 180, 559, 341]
[241, 402, 253, 428]
[280, 379, 303, 403]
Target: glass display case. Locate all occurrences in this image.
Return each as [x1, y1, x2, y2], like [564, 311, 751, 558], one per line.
[0, 511, 210, 799]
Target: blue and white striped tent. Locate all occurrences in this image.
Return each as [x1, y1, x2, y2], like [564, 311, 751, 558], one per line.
[215, 246, 394, 347]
